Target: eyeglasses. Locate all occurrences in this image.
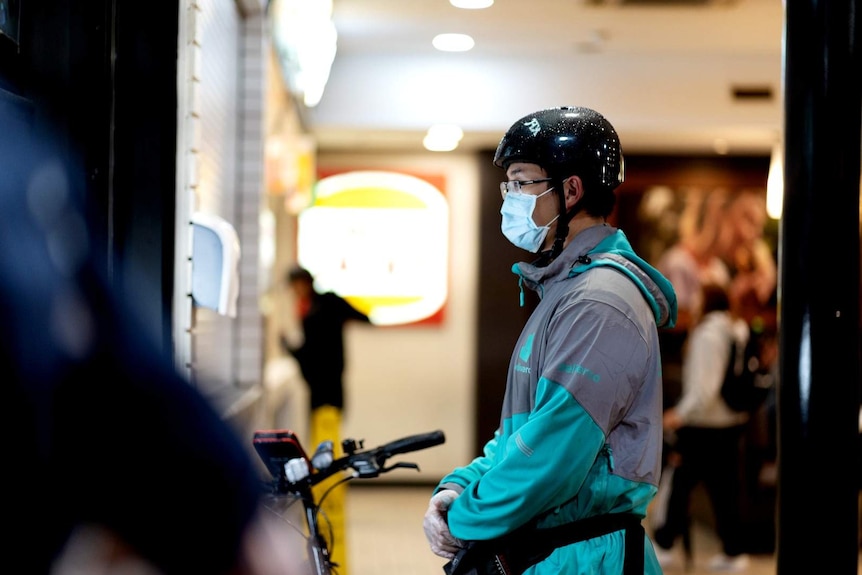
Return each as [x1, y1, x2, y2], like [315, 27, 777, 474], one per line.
[499, 178, 554, 199]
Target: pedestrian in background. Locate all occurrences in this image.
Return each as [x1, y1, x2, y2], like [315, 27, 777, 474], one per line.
[281, 264, 370, 575]
[653, 282, 752, 572]
[281, 264, 371, 425]
[423, 106, 677, 574]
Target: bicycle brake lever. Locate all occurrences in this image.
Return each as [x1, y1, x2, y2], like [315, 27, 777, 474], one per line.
[381, 462, 420, 473]
[351, 459, 380, 478]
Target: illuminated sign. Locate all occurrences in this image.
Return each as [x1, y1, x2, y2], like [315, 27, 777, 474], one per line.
[297, 170, 449, 326]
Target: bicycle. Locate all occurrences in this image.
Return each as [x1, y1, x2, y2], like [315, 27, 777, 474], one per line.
[252, 428, 446, 575]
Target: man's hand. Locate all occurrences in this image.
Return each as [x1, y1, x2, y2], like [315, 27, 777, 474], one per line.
[423, 489, 464, 559]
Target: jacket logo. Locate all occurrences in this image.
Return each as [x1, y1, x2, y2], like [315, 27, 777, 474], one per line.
[519, 334, 534, 362]
[515, 334, 534, 374]
[558, 362, 601, 382]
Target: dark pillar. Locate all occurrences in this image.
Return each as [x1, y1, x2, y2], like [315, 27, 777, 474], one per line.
[776, 2, 861, 573]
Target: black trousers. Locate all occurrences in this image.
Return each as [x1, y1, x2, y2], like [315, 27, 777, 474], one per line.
[654, 424, 748, 556]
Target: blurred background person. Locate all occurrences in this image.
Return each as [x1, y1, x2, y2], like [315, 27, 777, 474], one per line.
[657, 188, 775, 332]
[655, 189, 776, 462]
[281, 265, 371, 420]
[712, 190, 776, 323]
[657, 189, 734, 332]
[652, 282, 752, 572]
[280, 264, 371, 575]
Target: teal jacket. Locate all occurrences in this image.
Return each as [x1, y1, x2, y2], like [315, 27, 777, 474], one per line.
[437, 224, 677, 574]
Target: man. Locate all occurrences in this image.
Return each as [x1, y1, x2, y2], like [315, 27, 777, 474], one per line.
[282, 265, 370, 417]
[423, 106, 677, 574]
[281, 264, 370, 575]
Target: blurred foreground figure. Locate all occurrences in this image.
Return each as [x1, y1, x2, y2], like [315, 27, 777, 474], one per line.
[1, 96, 295, 574]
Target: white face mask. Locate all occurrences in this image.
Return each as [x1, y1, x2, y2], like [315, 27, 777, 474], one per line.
[500, 188, 559, 252]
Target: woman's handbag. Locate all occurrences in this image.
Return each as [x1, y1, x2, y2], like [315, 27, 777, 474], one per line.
[442, 513, 645, 575]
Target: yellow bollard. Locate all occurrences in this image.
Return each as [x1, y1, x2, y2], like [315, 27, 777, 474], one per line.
[310, 405, 348, 575]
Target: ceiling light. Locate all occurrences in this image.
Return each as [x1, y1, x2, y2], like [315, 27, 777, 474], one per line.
[423, 124, 464, 152]
[271, 0, 337, 108]
[432, 33, 475, 52]
[450, 0, 494, 8]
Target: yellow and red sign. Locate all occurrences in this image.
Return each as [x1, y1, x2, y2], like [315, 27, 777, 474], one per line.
[297, 170, 449, 326]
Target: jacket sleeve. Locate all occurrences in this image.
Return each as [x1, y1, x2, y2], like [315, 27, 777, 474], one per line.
[446, 384, 606, 540]
[436, 430, 501, 495]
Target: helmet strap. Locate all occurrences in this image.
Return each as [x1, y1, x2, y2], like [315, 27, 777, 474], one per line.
[548, 183, 579, 262]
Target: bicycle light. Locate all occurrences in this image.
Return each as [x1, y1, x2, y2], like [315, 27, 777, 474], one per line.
[311, 440, 334, 470]
[285, 457, 311, 482]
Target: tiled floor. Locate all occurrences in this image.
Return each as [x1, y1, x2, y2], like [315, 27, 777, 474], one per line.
[345, 484, 449, 575]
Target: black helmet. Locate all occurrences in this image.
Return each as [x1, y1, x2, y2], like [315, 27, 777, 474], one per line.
[493, 106, 624, 190]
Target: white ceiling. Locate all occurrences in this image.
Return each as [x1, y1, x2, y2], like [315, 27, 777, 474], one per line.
[304, 0, 785, 155]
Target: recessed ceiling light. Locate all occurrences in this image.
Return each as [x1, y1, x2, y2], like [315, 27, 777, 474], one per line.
[424, 124, 464, 152]
[432, 33, 475, 52]
[450, 0, 494, 8]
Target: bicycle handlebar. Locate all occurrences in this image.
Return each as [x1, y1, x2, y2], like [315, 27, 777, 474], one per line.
[311, 429, 446, 484]
[379, 429, 446, 457]
[254, 428, 446, 491]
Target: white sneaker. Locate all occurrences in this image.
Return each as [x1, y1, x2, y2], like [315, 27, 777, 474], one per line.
[707, 553, 750, 572]
[653, 545, 677, 569]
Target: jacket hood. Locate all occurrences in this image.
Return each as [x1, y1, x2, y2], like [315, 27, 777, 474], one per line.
[513, 224, 678, 328]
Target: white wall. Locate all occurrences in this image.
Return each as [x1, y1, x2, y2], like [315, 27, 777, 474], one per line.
[175, 0, 270, 445]
[303, 151, 482, 482]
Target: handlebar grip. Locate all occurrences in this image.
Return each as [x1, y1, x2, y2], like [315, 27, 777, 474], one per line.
[380, 430, 445, 456]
